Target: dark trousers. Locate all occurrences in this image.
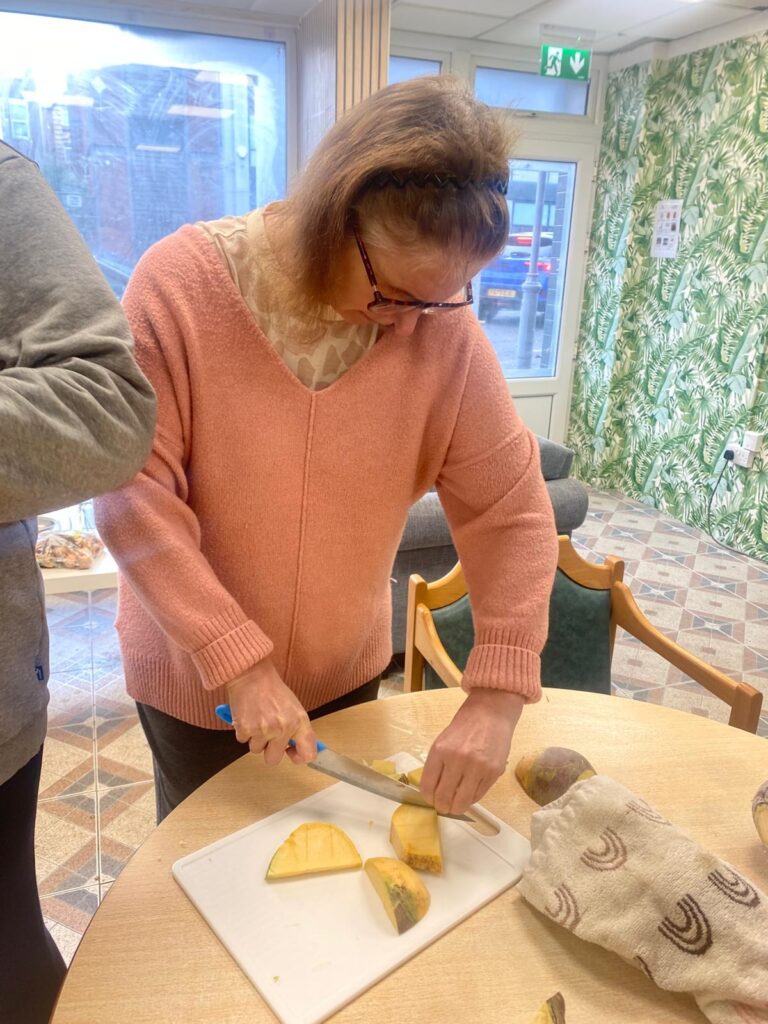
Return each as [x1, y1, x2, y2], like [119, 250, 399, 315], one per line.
[137, 677, 381, 824]
[0, 746, 67, 1024]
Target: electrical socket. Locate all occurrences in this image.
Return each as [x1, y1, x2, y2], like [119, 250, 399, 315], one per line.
[733, 445, 755, 469]
[742, 431, 763, 453]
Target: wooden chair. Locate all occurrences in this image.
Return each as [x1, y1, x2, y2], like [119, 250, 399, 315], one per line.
[404, 535, 763, 733]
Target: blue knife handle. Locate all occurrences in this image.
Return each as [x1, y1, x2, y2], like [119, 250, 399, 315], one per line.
[214, 704, 326, 751]
[215, 703, 234, 724]
[288, 738, 327, 752]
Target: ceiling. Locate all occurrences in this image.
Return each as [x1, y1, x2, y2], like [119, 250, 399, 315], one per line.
[389, 0, 767, 55]
[18, 0, 763, 56]
[204, 0, 767, 55]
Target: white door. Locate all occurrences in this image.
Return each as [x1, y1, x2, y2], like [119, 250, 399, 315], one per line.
[475, 138, 596, 442]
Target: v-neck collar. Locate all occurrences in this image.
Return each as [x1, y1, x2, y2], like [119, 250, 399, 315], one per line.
[187, 224, 401, 399]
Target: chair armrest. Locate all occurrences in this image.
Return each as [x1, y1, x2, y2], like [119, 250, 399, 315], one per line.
[404, 570, 465, 693]
[536, 435, 575, 481]
[547, 478, 589, 535]
[399, 491, 453, 552]
[612, 581, 763, 732]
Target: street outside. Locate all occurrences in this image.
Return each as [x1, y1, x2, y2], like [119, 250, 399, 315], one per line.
[478, 308, 553, 379]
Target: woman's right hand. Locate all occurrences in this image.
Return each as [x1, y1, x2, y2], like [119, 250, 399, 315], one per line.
[226, 658, 317, 766]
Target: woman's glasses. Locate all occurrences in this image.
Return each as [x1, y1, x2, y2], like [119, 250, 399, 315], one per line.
[353, 230, 473, 315]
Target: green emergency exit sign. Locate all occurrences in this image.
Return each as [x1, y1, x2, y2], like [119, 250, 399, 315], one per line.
[540, 44, 591, 81]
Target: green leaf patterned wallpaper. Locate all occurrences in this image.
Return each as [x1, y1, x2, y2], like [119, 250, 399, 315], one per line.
[568, 34, 768, 560]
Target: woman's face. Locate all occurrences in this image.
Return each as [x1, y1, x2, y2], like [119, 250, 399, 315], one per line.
[331, 236, 487, 340]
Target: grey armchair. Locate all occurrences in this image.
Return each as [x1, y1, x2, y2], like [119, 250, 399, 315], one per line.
[389, 436, 588, 654]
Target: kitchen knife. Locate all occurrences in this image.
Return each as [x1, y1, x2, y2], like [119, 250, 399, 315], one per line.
[214, 703, 471, 821]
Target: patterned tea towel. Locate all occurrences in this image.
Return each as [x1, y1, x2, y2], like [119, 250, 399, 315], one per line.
[517, 775, 768, 1023]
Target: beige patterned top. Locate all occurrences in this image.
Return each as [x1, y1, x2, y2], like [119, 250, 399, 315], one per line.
[196, 209, 378, 391]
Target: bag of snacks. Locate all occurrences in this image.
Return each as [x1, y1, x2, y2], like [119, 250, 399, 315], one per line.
[35, 531, 104, 570]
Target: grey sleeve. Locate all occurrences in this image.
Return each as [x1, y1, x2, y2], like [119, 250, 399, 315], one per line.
[0, 145, 156, 523]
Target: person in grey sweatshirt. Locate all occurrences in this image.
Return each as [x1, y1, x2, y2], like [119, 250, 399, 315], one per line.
[0, 141, 156, 1023]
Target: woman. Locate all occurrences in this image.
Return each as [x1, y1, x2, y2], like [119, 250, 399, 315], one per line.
[95, 75, 558, 823]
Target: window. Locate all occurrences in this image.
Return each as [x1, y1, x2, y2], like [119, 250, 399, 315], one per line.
[389, 55, 442, 84]
[7, 98, 30, 140]
[474, 66, 588, 117]
[0, 12, 287, 297]
[476, 159, 576, 379]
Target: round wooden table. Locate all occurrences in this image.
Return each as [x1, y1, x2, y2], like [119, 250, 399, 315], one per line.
[51, 689, 767, 1024]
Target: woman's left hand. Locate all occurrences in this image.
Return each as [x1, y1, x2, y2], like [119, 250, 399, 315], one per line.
[420, 689, 524, 816]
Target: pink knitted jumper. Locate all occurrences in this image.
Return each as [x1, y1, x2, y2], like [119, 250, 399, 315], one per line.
[95, 226, 558, 728]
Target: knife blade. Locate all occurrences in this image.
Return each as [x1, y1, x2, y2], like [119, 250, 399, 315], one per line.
[214, 703, 471, 822]
[305, 744, 472, 821]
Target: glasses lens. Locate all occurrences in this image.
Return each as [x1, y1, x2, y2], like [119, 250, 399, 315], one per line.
[368, 290, 472, 315]
[369, 299, 420, 314]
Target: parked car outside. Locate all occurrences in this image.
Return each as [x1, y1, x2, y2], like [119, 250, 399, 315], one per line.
[478, 231, 553, 323]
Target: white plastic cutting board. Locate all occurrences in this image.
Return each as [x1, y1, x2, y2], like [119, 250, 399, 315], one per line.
[173, 780, 530, 1024]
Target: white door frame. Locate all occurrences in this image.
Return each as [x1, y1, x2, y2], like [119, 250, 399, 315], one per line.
[502, 137, 597, 442]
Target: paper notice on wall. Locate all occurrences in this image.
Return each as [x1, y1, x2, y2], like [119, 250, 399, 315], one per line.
[651, 199, 683, 258]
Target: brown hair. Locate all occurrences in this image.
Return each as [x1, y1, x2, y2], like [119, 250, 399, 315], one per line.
[283, 75, 515, 312]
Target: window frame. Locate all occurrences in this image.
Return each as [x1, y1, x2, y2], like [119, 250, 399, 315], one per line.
[469, 53, 601, 126]
[389, 43, 451, 75]
[389, 27, 608, 142]
[0, 1, 298, 182]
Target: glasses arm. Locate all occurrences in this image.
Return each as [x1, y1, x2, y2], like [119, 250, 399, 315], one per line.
[353, 229, 384, 298]
[354, 227, 473, 310]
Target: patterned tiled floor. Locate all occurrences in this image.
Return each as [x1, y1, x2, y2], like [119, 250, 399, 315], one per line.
[573, 490, 768, 733]
[37, 487, 768, 964]
[39, 588, 155, 965]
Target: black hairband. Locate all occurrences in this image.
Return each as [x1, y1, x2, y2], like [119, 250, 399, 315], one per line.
[369, 170, 508, 194]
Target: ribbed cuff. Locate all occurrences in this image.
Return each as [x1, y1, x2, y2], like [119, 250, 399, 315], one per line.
[190, 607, 274, 689]
[461, 637, 542, 704]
